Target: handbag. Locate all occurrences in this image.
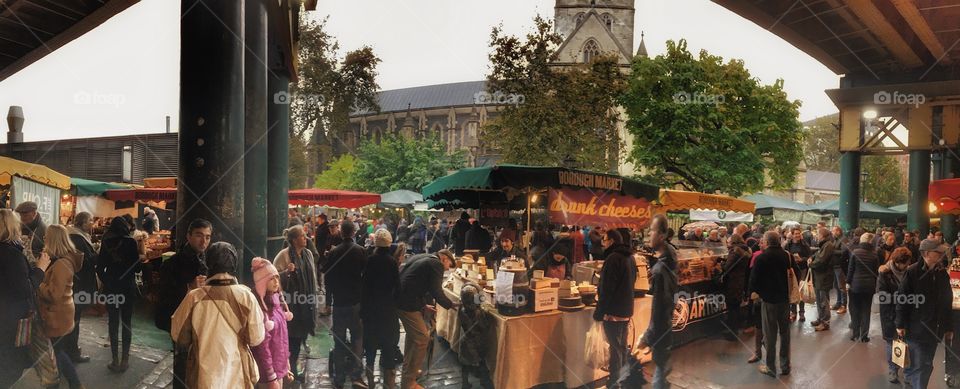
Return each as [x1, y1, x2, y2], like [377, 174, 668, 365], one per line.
[787, 268, 801, 304]
[892, 338, 910, 368]
[798, 270, 816, 304]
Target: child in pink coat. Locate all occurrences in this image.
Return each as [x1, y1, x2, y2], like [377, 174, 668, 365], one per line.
[251, 257, 294, 388]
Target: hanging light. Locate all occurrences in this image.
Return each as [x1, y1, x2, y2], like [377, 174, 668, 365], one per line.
[862, 109, 878, 119]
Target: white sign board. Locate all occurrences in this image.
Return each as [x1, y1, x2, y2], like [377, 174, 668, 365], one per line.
[689, 209, 754, 222]
[12, 176, 61, 225]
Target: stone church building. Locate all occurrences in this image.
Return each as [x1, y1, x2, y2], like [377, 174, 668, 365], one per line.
[320, 0, 647, 173]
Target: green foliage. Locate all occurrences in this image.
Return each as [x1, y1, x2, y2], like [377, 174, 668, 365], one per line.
[803, 113, 841, 172]
[351, 134, 466, 193]
[482, 15, 626, 172]
[314, 154, 357, 190]
[288, 132, 310, 189]
[862, 156, 906, 207]
[619, 39, 804, 196]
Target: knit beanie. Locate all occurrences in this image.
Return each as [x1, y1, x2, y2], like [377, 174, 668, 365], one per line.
[251, 257, 279, 303]
[374, 229, 393, 248]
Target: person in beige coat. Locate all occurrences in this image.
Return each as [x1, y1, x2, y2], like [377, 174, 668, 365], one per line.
[37, 224, 85, 389]
[171, 242, 265, 389]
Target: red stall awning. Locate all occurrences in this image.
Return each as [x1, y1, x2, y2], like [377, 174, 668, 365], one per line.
[929, 178, 960, 215]
[104, 188, 177, 202]
[287, 189, 380, 208]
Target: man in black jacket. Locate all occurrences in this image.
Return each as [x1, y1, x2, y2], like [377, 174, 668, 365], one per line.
[452, 212, 472, 256]
[322, 220, 369, 389]
[64, 212, 97, 363]
[15, 201, 45, 260]
[595, 228, 638, 389]
[807, 228, 835, 331]
[397, 253, 456, 389]
[830, 226, 849, 313]
[749, 231, 793, 377]
[157, 218, 211, 389]
[896, 238, 954, 389]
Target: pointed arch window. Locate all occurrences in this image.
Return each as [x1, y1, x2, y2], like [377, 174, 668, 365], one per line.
[574, 12, 585, 26]
[602, 14, 614, 29]
[582, 39, 601, 63]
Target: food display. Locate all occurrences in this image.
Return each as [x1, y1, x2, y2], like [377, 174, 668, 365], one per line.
[950, 258, 960, 310]
[144, 231, 172, 261]
[674, 241, 727, 286]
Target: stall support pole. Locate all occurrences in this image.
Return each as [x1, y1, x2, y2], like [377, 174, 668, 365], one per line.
[526, 192, 532, 259]
[266, 14, 291, 259]
[242, 0, 269, 282]
[838, 152, 861, 232]
[177, 0, 245, 261]
[908, 150, 931, 236]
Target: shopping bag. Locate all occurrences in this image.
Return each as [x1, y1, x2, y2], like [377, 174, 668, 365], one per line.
[584, 321, 609, 368]
[787, 269, 801, 304]
[798, 270, 816, 304]
[892, 338, 910, 368]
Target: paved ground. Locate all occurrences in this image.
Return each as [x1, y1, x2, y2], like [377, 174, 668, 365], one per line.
[10, 301, 954, 388]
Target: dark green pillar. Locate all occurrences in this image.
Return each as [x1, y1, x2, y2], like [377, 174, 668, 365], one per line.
[266, 23, 290, 259]
[941, 149, 958, 243]
[177, 0, 245, 267]
[839, 152, 861, 232]
[908, 150, 931, 235]
[242, 0, 268, 282]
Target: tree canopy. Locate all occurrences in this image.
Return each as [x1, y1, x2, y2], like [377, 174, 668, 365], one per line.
[350, 134, 466, 194]
[862, 155, 906, 207]
[314, 153, 357, 190]
[619, 39, 803, 196]
[481, 15, 626, 172]
[803, 113, 841, 172]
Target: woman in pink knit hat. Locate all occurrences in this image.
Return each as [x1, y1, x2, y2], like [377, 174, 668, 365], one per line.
[250, 257, 294, 388]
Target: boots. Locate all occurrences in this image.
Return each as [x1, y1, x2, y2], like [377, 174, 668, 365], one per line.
[383, 367, 397, 389]
[107, 355, 122, 373]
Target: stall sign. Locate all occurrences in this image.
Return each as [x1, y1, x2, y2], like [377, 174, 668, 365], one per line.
[547, 188, 651, 229]
[689, 209, 754, 222]
[479, 201, 510, 227]
[671, 291, 727, 332]
[557, 170, 623, 192]
[11, 176, 60, 225]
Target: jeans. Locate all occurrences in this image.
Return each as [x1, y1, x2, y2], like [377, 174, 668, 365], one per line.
[331, 304, 364, 385]
[603, 321, 629, 388]
[761, 301, 790, 372]
[63, 304, 86, 357]
[905, 340, 938, 389]
[651, 344, 672, 389]
[106, 298, 134, 360]
[848, 292, 873, 339]
[50, 336, 80, 387]
[833, 268, 847, 306]
[398, 309, 430, 389]
[885, 339, 900, 375]
[753, 301, 764, 357]
[815, 289, 831, 323]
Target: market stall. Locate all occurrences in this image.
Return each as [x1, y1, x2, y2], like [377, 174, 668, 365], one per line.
[743, 193, 824, 224]
[0, 156, 71, 224]
[808, 199, 904, 227]
[287, 188, 380, 208]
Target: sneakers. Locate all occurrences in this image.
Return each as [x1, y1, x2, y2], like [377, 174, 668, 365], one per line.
[814, 322, 830, 331]
[837, 306, 847, 315]
[758, 365, 776, 378]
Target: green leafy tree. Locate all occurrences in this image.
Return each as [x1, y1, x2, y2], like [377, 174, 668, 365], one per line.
[803, 113, 841, 172]
[862, 155, 906, 207]
[314, 154, 357, 190]
[619, 39, 803, 196]
[482, 15, 626, 172]
[289, 132, 310, 189]
[290, 15, 380, 181]
[352, 134, 466, 193]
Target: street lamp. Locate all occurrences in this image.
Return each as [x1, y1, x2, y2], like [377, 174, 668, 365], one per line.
[860, 171, 869, 227]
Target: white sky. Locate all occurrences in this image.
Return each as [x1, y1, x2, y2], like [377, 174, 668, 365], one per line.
[0, 0, 839, 142]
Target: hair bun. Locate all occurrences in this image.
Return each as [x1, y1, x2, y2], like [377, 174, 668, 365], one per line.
[251, 257, 269, 272]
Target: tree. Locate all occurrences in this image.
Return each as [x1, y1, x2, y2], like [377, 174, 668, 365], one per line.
[482, 15, 626, 172]
[289, 132, 310, 189]
[290, 15, 380, 181]
[803, 113, 841, 172]
[619, 39, 803, 196]
[314, 154, 357, 190]
[351, 134, 466, 193]
[862, 155, 906, 207]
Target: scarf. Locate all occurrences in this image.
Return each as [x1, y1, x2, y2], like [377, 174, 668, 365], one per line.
[889, 262, 907, 282]
[67, 225, 94, 248]
[289, 247, 316, 300]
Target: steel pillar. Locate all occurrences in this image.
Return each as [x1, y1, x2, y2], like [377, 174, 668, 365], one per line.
[266, 19, 291, 259]
[177, 0, 245, 269]
[839, 152, 861, 232]
[908, 150, 931, 235]
[242, 0, 269, 282]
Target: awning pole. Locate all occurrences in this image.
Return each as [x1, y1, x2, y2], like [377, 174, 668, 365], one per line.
[526, 191, 532, 260]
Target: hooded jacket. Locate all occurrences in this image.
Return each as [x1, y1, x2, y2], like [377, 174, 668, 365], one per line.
[595, 243, 637, 320]
[250, 293, 290, 384]
[67, 225, 98, 302]
[452, 213, 472, 255]
[847, 242, 880, 294]
[465, 222, 492, 253]
[38, 252, 82, 337]
[96, 218, 142, 296]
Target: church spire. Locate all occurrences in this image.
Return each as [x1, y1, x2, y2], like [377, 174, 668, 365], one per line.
[635, 31, 648, 58]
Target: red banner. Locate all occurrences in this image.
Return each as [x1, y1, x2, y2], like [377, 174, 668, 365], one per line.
[548, 188, 652, 229]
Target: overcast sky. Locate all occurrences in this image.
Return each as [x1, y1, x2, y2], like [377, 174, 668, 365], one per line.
[0, 0, 839, 142]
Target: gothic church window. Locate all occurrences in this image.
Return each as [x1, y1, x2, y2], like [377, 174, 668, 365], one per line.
[602, 14, 613, 29]
[582, 39, 601, 63]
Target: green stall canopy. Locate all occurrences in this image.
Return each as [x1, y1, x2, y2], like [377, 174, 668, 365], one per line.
[808, 199, 905, 220]
[71, 178, 130, 196]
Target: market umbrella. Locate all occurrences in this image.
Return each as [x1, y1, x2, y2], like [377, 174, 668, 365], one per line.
[71, 177, 130, 196]
[742, 193, 809, 214]
[681, 221, 719, 231]
[379, 190, 423, 208]
[807, 199, 904, 220]
[0, 155, 71, 190]
[287, 189, 380, 208]
[890, 203, 908, 213]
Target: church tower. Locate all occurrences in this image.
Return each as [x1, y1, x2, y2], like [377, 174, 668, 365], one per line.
[553, 0, 635, 68]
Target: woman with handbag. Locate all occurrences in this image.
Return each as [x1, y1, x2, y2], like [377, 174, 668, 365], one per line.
[37, 225, 85, 389]
[96, 217, 145, 373]
[0, 209, 45, 388]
